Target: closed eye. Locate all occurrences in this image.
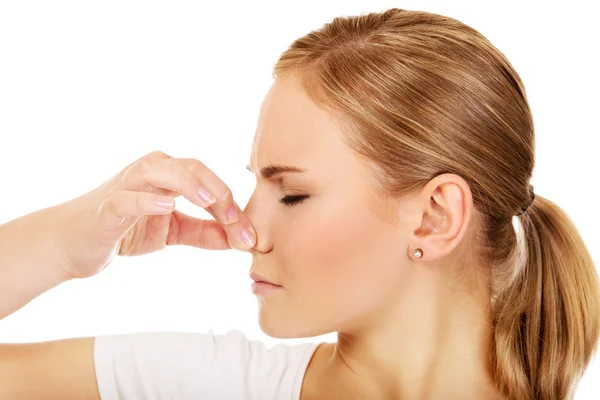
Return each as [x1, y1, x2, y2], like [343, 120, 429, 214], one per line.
[279, 195, 309, 207]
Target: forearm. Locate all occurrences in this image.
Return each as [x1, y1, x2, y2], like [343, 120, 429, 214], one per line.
[0, 205, 72, 319]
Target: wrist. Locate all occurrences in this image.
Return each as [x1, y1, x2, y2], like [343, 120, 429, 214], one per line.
[41, 202, 79, 282]
[0, 206, 73, 319]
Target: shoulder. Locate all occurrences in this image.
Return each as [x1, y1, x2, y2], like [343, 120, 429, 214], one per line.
[94, 329, 320, 399]
[218, 330, 322, 399]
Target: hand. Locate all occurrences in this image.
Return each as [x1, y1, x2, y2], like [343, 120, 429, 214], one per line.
[55, 150, 256, 279]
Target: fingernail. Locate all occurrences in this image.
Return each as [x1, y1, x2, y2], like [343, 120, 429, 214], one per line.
[156, 197, 174, 208]
[198, 187, 216, 205]
[226, 205, 239, 224]
[241, 228, 256, 248]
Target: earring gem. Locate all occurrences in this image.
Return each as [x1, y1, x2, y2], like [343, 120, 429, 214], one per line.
[413, 248, 423, 258]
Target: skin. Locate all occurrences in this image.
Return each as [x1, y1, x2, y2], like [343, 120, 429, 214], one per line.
[243, 75, 506, 399]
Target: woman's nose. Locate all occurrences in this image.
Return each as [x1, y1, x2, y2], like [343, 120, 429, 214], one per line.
[241, 196, 271, 253]
[240, 199, 261, 251]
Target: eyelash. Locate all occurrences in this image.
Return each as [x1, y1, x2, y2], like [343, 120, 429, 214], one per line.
[279, 195, 308, 207]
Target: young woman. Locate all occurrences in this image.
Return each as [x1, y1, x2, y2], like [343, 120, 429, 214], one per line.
[0, 8, 598, 400]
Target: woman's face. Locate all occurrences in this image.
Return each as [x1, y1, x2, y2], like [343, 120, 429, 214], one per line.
[244, 75, 414, 339]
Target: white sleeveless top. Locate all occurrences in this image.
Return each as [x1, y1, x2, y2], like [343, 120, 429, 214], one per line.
[93, 329, 320, 399]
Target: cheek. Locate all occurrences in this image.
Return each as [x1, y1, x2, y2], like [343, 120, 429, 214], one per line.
[288, 201, 402, 319]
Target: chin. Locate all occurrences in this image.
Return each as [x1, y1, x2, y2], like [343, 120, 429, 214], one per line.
[257, 312, 334, 339]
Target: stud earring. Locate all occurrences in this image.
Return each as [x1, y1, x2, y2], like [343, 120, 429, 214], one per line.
[413, 248, 423, 258]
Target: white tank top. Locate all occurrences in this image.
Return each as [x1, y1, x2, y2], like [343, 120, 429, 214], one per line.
[94, 329, 320, 399]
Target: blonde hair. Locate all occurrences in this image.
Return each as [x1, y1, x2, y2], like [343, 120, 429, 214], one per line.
[273, 8, 600, 399]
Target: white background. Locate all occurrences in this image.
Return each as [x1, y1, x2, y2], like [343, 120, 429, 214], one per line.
[0, 0, 598, 397]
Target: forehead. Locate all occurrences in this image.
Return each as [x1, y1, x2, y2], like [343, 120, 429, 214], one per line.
[249, 76, 355, 176]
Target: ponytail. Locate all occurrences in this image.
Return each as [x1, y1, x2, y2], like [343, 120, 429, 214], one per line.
[493, 196, 600, 399]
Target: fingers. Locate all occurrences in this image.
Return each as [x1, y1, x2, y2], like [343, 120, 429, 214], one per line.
[167, 210, 231, 250]
[99, 190, 176, 231]
[125, 155, 257, 250]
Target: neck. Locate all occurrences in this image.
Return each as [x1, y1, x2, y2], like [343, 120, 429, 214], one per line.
[304, 265, 503, 400]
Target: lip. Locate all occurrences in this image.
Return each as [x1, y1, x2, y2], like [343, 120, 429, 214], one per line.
[249, 271, 281, 287]
[251, 281, 282, 296]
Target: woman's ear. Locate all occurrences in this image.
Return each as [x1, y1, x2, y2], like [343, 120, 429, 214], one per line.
[407, 174, 473, 262]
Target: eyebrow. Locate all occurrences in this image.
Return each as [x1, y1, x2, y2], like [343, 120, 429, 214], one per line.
[246, 163, 308, 179]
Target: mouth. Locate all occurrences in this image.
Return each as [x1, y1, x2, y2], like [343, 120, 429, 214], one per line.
[251, 281, 283, 296]
[253, 280, 280, 285]
[249, 271, 281, 287]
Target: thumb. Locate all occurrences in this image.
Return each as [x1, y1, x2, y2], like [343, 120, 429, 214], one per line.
[167, 210, 231, 250]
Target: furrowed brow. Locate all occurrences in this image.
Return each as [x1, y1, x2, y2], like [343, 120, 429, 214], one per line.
[246, 163, 307, 179]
